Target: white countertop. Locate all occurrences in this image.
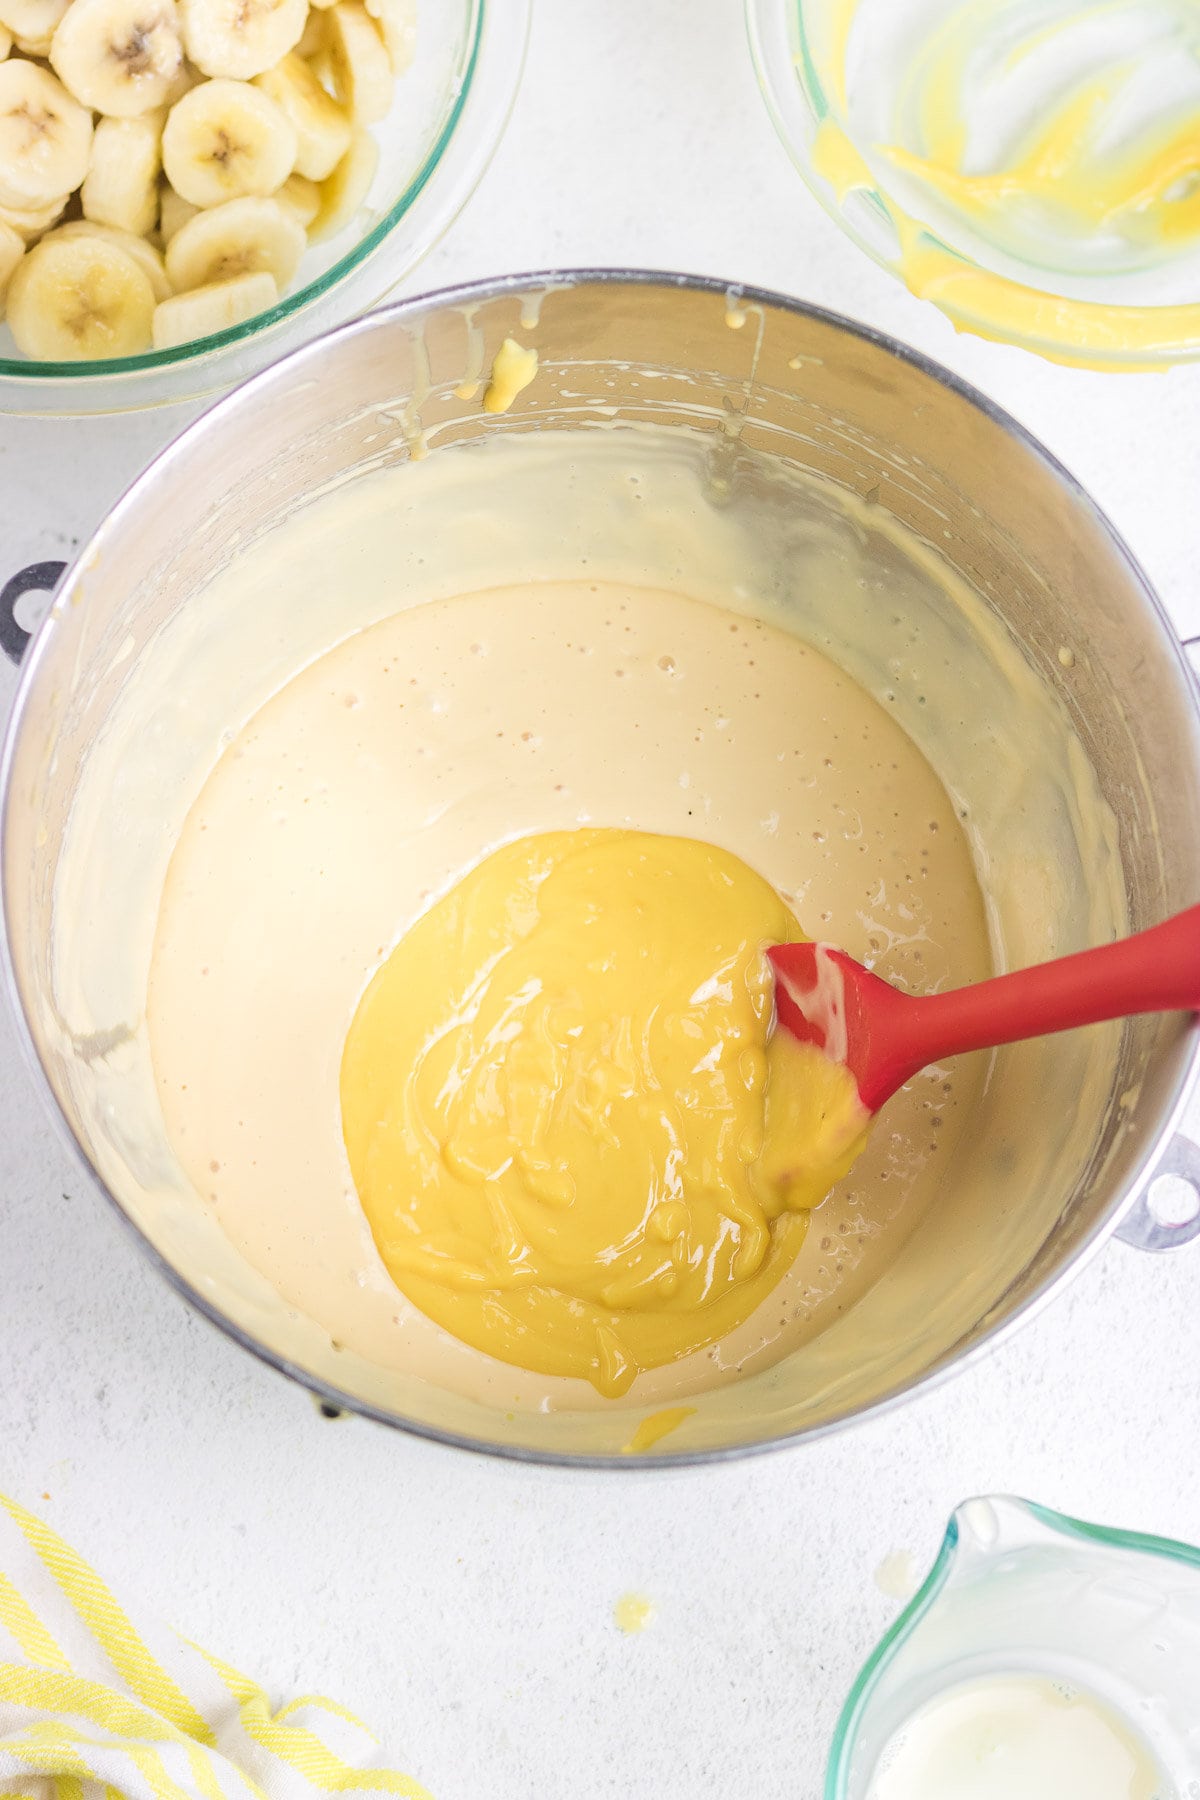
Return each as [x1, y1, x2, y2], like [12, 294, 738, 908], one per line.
[2, 4, 1199, 1797]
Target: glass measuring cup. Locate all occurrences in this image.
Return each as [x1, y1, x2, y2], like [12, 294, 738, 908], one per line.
[827, 1495, 1200, 1798]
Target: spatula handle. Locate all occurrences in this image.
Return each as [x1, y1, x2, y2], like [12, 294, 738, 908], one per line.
[905, 903, 1200, 1067]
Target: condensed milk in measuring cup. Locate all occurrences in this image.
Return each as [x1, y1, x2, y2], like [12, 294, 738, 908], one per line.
[867, 1674, 1166, 1799]
[829, 1497, 1200, 1800]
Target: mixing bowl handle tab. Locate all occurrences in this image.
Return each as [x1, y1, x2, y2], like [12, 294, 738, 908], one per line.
[1116, 1132, 1200, 1252]
[0, 561, 67, 665]
[1092, 629, 1200, 1256]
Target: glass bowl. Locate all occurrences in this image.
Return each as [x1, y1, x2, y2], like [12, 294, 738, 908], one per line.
[827, 1494, 1200, 1797]
[0, 0, 529, 415]
[746, 0, 1200, 368]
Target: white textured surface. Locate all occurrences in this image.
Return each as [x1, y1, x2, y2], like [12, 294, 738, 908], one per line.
[1, 5, 1199, 1798]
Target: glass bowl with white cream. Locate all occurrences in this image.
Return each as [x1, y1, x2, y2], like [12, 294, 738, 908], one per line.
[828, 1494, 1200, 1799]
[746, 0, 1200, 367]
[0, 0, 528, 415]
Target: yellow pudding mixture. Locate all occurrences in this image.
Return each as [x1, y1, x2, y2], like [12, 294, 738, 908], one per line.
[146, 576, 992, 1407]
[341, 828, 867, 1397]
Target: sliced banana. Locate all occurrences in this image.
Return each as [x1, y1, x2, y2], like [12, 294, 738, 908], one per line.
[179, 0, 306, 80]
[0, 214, 22, 304]
[0, 0, 68, 50]
[254, 50, 348, 179]
[162, 77, 296, 205]
[162, 53, 202, 103]
[363, 0, 412, 74]
[308, 118, 374, 239]
[0, 61, 92, 212]
[55, 218, 171, 297]
[164, 190, 303, 287]
[323, 2, 389, 124]
[0, 192, 69, 240]
[0, 23, 12, 55]
[82, 111, 163, 237]
[6, 228, 155, 357]
[50, 0, 184, 117]
[275, 168, 316, 225]
[151, 265, 274, 345]
[293, 6, 322, 52]
[157, 177, 197, 240]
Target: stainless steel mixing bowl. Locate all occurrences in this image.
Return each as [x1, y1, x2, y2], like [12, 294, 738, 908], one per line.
[3, 271, 1198, 1463]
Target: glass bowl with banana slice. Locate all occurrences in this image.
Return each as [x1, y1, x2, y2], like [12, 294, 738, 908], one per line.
[0, 0, 528, 412]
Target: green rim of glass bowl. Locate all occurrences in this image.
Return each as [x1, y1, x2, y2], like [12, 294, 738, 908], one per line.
[745, 0, 1200, 368]
[0, 0, 486, 383]
[824, 1494, 1200, 1798]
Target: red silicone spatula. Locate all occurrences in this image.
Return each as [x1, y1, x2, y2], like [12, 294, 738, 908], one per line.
[768, 904, 1200, 1114]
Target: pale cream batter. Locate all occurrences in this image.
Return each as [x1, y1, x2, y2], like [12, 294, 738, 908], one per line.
[146, 578, 991, 1407]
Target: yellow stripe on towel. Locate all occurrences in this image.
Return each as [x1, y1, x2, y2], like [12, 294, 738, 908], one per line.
[1, 1497, 214, 1747]
[0, 1494, 428, 1800]
[0, 1571, 70, 1671]
[1, 1664, 204, 1745]
[272, 1696, 376, 1739]
[199, 1656, 430, 1800]
[7, 1725, 213, 1800]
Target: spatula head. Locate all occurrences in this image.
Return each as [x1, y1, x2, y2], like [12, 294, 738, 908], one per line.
[767, 940, 917, 1114]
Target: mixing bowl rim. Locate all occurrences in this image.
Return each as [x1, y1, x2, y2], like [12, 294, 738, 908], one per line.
[3, 265, 1197, 1468]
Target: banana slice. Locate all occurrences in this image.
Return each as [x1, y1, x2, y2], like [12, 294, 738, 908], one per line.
[0, 23, 12, 55]
[157, 177, 197, 240]
[0, 215, 22, 305]
[164, 190, 303, 287]
[163, 52, 202, 102]
[151, 265, 274, 345]
[55, 218, 171, 297]
[275, 168, 317, 225]
[363, 0, 412, 74]
[6, 228, 155, 357]
[0, 192, 69, 240]
[254, 50, 348, 180]
[81, 111, 163, 237]
[308, 119, 374, 239]
[323, 2, 389, 124]
[0, 62, 92, 212]
[179, 0, 307, 80]
[162, 77, 296, 205]
[293, 7, 322, 52]
[0, 0, 68, 50]
[50, 0, 184, 117]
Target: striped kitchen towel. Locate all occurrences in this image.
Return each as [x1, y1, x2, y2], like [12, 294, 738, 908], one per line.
[0, 1494, 430, 1800]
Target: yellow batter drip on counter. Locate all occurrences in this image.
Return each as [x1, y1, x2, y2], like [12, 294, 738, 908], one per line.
[340, 829, 869, 1398]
